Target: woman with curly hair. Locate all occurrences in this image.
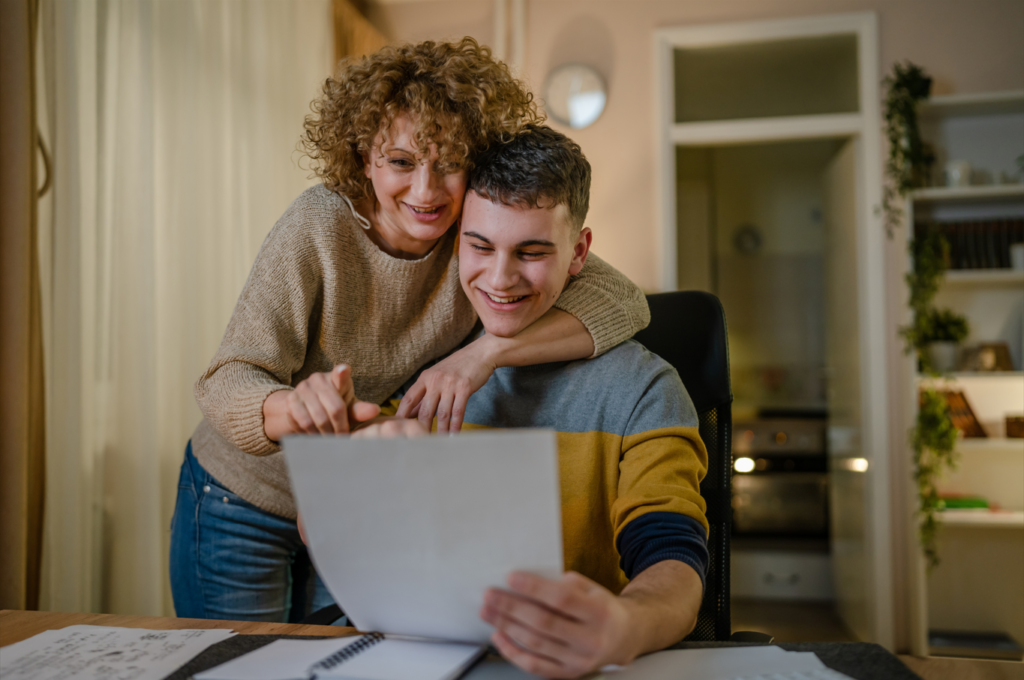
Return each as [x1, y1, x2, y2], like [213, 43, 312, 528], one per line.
[169, 37, 649, 623]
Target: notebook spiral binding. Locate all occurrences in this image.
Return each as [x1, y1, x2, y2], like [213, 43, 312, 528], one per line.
[312, 632, 386, 672]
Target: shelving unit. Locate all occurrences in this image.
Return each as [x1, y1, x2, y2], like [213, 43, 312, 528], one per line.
[938, 510, 1024, 528]
[943, 270, 1024, 285]
[955, 437, 1024, 453]
[911, 184, 1024, 202]
[905, 90, 1024, 657]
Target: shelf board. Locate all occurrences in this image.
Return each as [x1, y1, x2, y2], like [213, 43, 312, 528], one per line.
[918, 372, 1024, 381]
[910, 185, 1024, 202]
[938, 509, 1024, 527]
[956, 438, 1024, 453]
[943, 269, 1024, 285]
[919, 90, 1024, 118]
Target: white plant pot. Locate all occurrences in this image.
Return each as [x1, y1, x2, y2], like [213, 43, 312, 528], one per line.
[926, 342, 958, 373]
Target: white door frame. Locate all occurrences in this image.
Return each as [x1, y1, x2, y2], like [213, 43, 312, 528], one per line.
[653, 12, 893, 649]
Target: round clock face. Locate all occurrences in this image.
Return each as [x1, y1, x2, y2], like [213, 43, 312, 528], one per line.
[544, 64, 607, 130]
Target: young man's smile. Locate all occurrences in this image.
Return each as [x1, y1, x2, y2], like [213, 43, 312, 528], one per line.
[459, 192, 591, 339]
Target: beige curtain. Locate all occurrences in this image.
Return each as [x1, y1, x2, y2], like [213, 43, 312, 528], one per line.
[333, 0, 388, 64]
[0, 0, 46, 613]
[36, 0, 333, 616]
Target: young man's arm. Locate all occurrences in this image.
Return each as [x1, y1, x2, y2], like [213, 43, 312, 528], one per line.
[480, 559, 702, 679]
[481, 363, 710, 678]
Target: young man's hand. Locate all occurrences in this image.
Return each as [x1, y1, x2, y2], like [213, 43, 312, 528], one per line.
[263, 364, 380, 441]
[480, 571, 638, 678]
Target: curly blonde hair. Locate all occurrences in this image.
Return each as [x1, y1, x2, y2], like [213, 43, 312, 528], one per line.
[303, 37, 542, 200]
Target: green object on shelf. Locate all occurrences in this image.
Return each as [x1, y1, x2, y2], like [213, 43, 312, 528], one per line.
[939, 496, 988, 509]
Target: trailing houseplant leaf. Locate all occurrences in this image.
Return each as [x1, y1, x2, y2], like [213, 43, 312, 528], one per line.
[911, 388, 960, 569]
[881, 62, 935, 237]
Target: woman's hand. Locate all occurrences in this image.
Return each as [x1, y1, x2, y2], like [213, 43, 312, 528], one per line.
[480, 571, 638, 679]
[395, 337, 498, 433]
[263, 364, 380, 441]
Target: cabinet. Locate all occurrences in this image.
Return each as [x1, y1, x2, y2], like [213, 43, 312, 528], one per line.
[905, 91, 1024, 657]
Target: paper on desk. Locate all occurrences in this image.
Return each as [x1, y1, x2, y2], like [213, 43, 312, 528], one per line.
[284, 430, 564, 644]
[194, 637, 363, 680]
[0, 624, 235, 680]
[599, 646, 833, 679]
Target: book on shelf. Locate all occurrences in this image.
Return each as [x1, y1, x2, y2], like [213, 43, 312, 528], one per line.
[916, 218, 1024, 270]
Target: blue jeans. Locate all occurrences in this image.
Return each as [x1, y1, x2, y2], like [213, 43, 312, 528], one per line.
[169, 441, 340, 623]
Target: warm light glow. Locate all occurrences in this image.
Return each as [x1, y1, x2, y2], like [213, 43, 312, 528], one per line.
[836, 457, 870, 472]
[734, 457, 756, 473]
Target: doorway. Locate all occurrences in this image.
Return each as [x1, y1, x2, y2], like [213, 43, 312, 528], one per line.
[655, 12, 891, 646]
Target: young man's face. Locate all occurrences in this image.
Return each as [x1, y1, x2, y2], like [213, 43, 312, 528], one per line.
[459, 191, 591, 338]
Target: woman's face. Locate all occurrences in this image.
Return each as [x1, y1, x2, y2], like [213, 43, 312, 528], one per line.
[363, 113, 467, 258]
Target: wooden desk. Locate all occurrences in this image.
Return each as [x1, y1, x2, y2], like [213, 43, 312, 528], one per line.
[3, 610, 1022, 680]
[0, 609, 356, 648]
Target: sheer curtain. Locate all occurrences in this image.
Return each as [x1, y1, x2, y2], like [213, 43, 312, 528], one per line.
[36, 0, 333, 616]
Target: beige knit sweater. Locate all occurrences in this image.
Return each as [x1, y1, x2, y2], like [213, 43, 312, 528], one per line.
[192, 183, 650, 518]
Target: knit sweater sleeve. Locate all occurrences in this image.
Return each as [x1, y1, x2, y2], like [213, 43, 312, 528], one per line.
[553, 252, 650, 357]
[193, 207, 325, 457]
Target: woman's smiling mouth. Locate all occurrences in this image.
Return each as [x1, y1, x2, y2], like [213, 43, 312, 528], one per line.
[485, 292, 527, 304]
[403, 203, 447, 222]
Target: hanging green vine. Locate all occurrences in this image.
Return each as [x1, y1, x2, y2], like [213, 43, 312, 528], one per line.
[911, 389, 960, 568]
[884, 62, 966, 570]
[901, 226, 969, 373]
[881, 62, 935, 237]
[903, 227, 967, 570]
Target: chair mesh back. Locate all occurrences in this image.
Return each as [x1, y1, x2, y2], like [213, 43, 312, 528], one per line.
[631, 291, 732, 641]
[684, 406, 732, 641]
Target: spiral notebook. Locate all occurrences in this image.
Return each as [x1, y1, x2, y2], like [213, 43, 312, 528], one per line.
[194, 633, 485, 680]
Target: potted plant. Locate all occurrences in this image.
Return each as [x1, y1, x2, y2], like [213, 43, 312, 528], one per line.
[917, 308, 970, 373]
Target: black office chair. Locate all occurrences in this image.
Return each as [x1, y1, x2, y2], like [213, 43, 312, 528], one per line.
[631, 290, 733, 642]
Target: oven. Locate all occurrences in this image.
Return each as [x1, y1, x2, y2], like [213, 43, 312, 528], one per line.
[731, 418, 829, 539]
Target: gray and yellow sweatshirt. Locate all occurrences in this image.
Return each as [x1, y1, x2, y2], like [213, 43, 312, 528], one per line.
[386, 338, 709, 595]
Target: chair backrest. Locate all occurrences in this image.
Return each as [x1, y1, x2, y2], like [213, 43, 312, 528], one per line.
[631, 291, 733, 642]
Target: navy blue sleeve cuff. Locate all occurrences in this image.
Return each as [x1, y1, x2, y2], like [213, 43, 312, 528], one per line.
[616, 512, 709, 591]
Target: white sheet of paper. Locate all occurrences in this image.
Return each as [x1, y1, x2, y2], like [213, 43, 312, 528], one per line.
[598, 647, 830, 679]
[0, 625, 235, 680]
[193, 637, 363, 680]
[284, 430, 564, 643]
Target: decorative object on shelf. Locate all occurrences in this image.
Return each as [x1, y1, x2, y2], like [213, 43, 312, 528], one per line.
[918, 308, 969, 373]
[939, 389, 987, 438]
[881, 62, 935, 237]
[960, 342, 1016, 372]
[1012, 242, 1024, 271]
[916, 219, 1024, 270]
[1007, 415, 1024, 439]
[944, 159, 972, 188]
[543, 64, 607, 130]
[912, 389, 961, 569]
[938, 494, 989, 510]
[925, 341, 957, 373]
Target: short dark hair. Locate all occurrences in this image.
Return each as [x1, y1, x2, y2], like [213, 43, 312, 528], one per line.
[467, 124, 591, 233]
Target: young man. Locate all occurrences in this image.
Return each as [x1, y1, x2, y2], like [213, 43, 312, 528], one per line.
[355, 125, 709, 678]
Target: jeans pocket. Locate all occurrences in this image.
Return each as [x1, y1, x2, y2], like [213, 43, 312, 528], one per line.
[179, 441, 198, 491]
